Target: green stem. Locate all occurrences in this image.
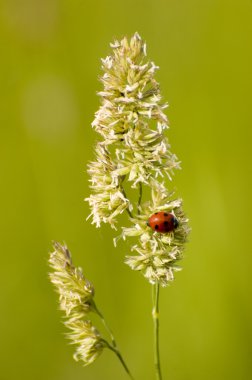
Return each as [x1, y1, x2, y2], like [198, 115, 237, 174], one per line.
[121, 186, 133, 218]
[137, 182, 142, 214]
[93, 304, 116, 348]
[93, 303, 134, 379]
[152, 282, 162, 380]
[103, 340, 135, 380]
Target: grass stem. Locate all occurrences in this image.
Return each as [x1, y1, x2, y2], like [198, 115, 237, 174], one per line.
[152, 282, 162, 380]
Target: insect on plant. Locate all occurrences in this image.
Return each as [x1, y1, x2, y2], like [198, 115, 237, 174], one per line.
[49, 33, 190, 380]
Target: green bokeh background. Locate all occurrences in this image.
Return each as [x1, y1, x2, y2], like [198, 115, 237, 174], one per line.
[1, 1, 251, 379]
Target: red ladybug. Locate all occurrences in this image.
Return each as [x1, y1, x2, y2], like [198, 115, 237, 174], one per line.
[147, 212, 179, 233]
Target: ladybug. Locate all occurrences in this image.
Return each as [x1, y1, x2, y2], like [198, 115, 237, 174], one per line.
[147, 212, 179, 233]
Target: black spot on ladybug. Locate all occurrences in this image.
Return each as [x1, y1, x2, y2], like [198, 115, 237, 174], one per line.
[155, 212, 158, 215]
[164, 213, 168, 216]
[155, 225, 159, 230]
[164, 221, 168, 226]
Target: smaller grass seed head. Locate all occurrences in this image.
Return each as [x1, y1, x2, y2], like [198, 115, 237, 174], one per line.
[49, 242, 95, 319]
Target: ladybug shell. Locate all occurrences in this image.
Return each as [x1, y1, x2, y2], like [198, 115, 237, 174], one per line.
[148, 212, 178, 233]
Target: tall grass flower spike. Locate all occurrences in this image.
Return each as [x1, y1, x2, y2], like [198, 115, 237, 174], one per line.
[49, 32, 189, 380]
[86, 33, 190, 379]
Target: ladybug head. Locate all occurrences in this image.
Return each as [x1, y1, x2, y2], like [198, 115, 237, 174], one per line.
[173, 216, 179, 229]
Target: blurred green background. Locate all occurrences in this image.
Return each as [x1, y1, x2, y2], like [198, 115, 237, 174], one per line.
[1, 0, 252, 379]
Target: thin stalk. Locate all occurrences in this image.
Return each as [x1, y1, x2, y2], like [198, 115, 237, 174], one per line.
[121, 186, 133, 218]
[103, 340, 135, 380]
[93, 304, 116, 348]
[152, 282, 162, 380]
[93, 303, 134, 379]
[137, 182, 142, 214]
